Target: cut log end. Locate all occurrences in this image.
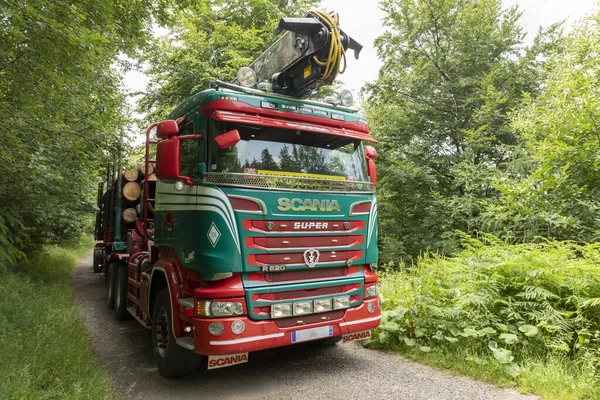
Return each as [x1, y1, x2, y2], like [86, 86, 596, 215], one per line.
[123, 168, 139, 182]
[123, 208, 138, 223]
[122, 181, 141, 201]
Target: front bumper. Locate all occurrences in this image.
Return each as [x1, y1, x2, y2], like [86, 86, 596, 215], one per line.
[188, 297, 381, 355]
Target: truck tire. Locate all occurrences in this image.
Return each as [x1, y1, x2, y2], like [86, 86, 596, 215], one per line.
[152, 288, 201, 377]
[106, 262, 118, 310]
[114, 264, 131, 320]
[93, 247, 103, 273]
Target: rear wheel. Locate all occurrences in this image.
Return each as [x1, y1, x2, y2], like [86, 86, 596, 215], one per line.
[93, 247, 103, 273]
[152, 289, 202, 377]
[114, 264, 130, 320]
[106, 262, 118, 310]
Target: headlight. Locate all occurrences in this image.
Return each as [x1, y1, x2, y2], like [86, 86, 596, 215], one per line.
[271, 303, 293, 319]
[366, 284, 379, 299]
[196, 300, 244, 317]
[293, 301, 313, 316]
[333, 296, 351, 310]
[237, 67, 257, 88]
[314, 298, 333, 313]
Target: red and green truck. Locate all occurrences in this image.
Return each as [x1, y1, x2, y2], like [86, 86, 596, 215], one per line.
[94, 10, 381, 377]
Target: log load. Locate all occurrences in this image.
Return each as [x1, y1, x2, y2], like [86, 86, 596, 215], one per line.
[139, 162, 155, 176]
[122, 181, 141, 202]
[123, 208, 138, 223]
[123, 167, 139, 182]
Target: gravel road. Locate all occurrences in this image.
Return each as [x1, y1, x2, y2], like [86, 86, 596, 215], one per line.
[72, 251, 537, 400]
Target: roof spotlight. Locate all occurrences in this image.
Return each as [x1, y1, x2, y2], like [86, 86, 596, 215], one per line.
[339, 89, 354, 107]
[237, 67, 257, 88]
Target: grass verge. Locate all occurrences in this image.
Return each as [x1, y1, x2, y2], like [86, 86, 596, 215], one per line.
[0, 236, 114, 399]
[368, 234, 600, 400]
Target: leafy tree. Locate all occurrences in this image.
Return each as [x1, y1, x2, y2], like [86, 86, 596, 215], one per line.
[258, 148, 279, 170]
[139, 0, 319, 122]
[0, 0, 174, 261]
[363, 0, 561, 263]
[484, 12, 600, 243]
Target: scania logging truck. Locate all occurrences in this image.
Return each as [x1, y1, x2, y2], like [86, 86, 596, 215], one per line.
[94, 10, 381, 377]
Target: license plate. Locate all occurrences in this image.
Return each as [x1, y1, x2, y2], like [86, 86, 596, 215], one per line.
[342, 330, 372, 343]
[291, 325, 333, 343]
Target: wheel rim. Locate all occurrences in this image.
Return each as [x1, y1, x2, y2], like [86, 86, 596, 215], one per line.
[155, 307, 169, 359]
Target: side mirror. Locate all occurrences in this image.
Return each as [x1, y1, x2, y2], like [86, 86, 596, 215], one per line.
[365, 145, 378, 184]
[156, 120, 179, 138]
[155, 137, 193, 185]
[214, 129, 241, 149]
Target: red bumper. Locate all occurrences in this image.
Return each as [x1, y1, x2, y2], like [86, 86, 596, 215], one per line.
[189, 297, 381, 355]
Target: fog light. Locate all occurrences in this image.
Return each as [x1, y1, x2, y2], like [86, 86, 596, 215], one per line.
[184, 325, 192, 333]
[293, 301, 313, 316]
[333, 296, 351, 310]
[367, 302, 375, 314]
[271, 303, 293, 319]
[208, 322, 224, 336]
[314, 299, 333, 313]
[231, 319, 245, 334]
[237, 67, 257, 88]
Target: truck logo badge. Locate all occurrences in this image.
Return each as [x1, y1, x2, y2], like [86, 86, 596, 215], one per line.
[303, 248, 320, 268]
[277, 198, 341, 212]
[207, 222, 221, 247]
[344, 221, 350, 229]
[266, 221, 274, 231]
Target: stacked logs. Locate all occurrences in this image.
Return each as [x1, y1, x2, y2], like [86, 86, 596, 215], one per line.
[118, 164, 156, 227]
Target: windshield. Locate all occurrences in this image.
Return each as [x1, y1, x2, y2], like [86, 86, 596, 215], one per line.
[208, 120, 368, 182]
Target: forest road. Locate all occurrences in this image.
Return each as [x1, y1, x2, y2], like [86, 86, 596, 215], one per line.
[72, 251, 537, 400]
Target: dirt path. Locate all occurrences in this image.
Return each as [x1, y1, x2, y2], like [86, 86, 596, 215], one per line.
[72, 251, 537, 400]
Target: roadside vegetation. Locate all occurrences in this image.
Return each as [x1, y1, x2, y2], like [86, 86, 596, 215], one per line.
[366, 1, 600, 398]
[369, 236, 600, 399]
[0, 236, 114, 400]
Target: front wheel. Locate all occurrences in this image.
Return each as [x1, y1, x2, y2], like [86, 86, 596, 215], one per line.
[152, 289, 202, 377]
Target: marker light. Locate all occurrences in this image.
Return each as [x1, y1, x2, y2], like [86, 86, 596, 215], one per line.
[339, 89, 354, 106]
[174, 180, 185, 191]
[237, 67, 257, 88]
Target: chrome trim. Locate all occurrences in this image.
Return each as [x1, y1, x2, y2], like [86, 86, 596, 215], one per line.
[214, 80, 359, 113]
[209, 332, 285, 346]
[227, 194, 268, 215]
[202, 172, 374, 193]
[339, 315, 381, 327]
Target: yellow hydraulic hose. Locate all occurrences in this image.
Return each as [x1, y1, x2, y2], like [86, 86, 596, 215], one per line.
[311, 10, 347, 83]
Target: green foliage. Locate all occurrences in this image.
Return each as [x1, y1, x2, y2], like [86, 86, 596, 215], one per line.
[369, 235, 600, 398]
[0, 237, 114, 399]
[139, 0, 319, 122]
[364, 0, 563, 263]
[0, 0, 186, 259]
[483, 12, 600, 243]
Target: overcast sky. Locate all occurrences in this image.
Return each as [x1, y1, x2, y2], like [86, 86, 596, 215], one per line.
[124, 0, 599, 104]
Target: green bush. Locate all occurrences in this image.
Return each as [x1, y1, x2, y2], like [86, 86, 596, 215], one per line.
[369, 234, 600, 397]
